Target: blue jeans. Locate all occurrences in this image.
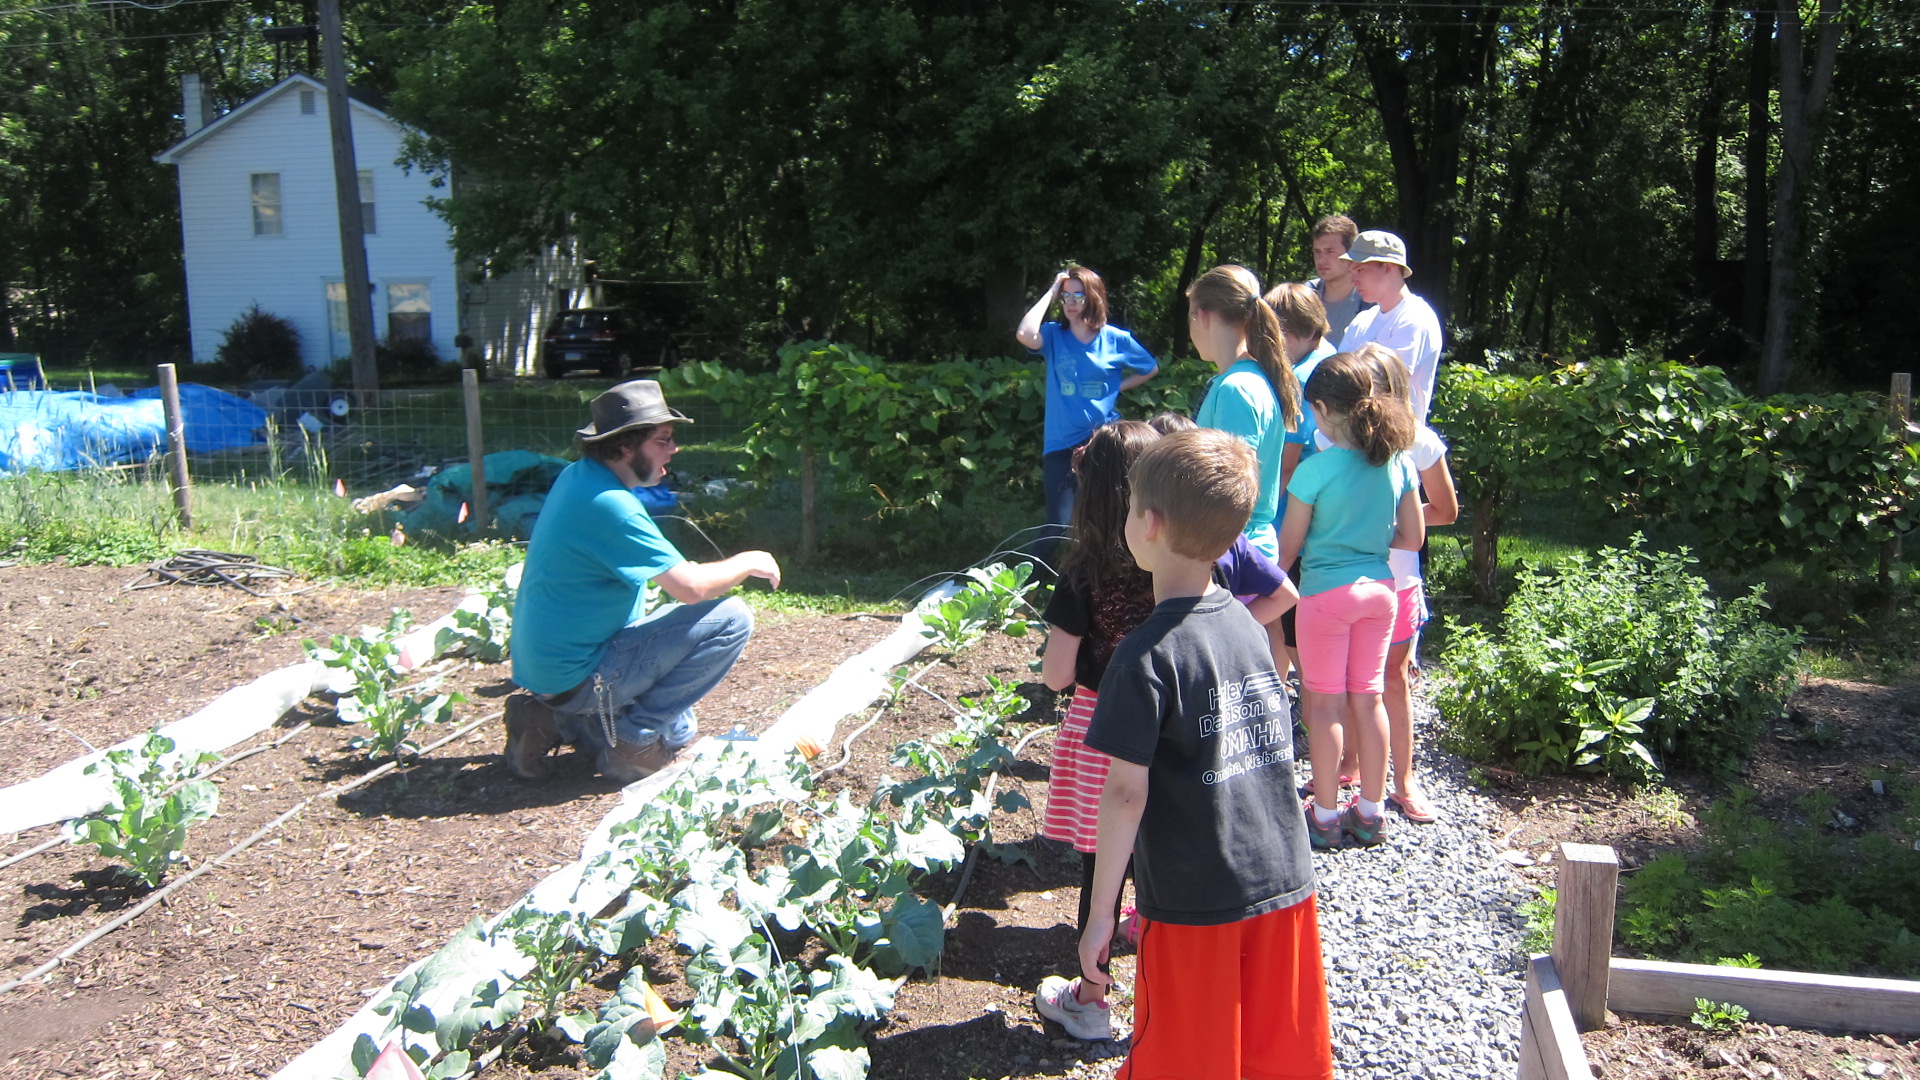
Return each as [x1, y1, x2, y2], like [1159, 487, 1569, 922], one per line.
[549, 596, 753, 752]
[1035, 444, 1083, 572]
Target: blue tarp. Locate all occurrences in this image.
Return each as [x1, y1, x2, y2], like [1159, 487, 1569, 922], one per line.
[0, 385, 267, 476]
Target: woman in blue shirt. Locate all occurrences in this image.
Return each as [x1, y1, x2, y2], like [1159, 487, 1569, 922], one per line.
[1016, 265, 1159, 569]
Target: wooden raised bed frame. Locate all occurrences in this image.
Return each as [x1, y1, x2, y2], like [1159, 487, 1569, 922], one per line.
[1516, 842, 1920, 1079]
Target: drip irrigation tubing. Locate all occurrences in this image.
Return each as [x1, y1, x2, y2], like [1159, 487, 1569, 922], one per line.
[811, 657, 945, 779]
[0, 708, 502, 995]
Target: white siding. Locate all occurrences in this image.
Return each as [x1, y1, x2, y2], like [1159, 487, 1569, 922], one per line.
[170, 80, 458, 370]
[456, 244, 584, 376]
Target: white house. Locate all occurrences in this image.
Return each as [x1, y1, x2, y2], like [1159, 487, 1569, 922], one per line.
[155, 73, 578, 375]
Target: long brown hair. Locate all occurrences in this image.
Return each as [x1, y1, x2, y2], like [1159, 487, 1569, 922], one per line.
[1056, 265, 1110, 332]
[1060, 421, 1159, 596]
[1187, 266, 1302, 432]
[1302, 351, 1415, 466]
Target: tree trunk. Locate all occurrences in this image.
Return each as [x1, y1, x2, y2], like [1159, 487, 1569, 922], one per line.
[1691, 0, 1731, 274]
[1755, 0, 1842, 395]
[1742, 6, 1776, 351]
[1471, 490, 1502, 606]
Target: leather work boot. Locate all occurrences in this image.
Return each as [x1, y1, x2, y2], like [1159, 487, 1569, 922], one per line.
[597, 736, 680, 784]
[502, 693, 561, 780]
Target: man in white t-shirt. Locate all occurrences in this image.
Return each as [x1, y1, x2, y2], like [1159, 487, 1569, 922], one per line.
[1336, 231, 1444, 424]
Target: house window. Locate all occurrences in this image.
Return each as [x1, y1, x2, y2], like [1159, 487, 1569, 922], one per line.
[357, 170, 375, 235]
[299, 90, 317, 115]
[325, 281, 351, 361]
[251, 173, 282, 235]
[387, 282, 431, 342]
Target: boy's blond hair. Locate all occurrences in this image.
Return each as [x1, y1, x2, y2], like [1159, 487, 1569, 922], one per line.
[1127, 430, 1258, 561]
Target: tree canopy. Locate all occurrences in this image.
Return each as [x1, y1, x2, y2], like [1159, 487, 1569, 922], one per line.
[3, 0, 1914, 388]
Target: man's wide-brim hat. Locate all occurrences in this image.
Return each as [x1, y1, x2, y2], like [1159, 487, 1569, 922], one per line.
[576, 379, 692, 441]
[1340, 230, 1414, 278]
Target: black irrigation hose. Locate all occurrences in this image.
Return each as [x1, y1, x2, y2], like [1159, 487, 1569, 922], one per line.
[0, 708, 502, 995]
[125, 548, 313, 601]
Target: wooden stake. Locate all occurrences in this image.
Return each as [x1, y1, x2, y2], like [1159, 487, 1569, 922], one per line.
[1551, 843, 1619, 1032]
[462, 367, 489, 530]
[156, 363, 192, 529]
[1882, 372, 1911, 591]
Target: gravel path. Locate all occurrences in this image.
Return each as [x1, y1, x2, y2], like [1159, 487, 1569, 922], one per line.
[1060, 697, 1537, 1080]
[1303, 697, 1533, 1079]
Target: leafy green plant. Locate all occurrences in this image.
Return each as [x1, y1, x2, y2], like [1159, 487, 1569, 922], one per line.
[306, 609, 463, 759]
[1436, 536, 1801, 778]
[1689, 998, 1749, 1034]
[1618, 785, 1920, 977]
[918, 562, 1037, 652]
[1715, 953, 1762, 968]
[64, 733, 219, 887]
[1518, 887, 1557, 956]
[434, 578, 516, 664]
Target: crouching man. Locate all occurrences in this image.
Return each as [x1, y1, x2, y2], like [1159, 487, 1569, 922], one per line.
[505, 379, 781, 782]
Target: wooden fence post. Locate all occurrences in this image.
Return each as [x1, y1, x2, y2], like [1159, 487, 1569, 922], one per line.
[1551, 843, 1619, 1032]
[462, 368, 489, 531]
[156, 363, 192, 530]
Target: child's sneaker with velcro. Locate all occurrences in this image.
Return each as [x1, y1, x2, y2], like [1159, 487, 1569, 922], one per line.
[1035, 975, 1117, 1041]
[1340, 799, 1389, 847]
[1304, 797, 1344, 850]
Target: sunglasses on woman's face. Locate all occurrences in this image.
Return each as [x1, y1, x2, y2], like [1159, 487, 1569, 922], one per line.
[1060, 291, 1086, 302]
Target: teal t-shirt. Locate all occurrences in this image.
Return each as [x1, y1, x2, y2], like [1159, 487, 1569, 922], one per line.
[1285, 446, 1419, 598]
[511, 458, 685, 694]
[1196, 358, 1286, 558]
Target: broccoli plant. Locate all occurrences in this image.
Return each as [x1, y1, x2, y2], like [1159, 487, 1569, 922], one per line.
[918, 562, 1037, 652]
[65, 733, 220, 887]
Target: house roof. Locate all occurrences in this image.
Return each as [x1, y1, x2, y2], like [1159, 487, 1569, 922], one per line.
[153, 73, 407, 165]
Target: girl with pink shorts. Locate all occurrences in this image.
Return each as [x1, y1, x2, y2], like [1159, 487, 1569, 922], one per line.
[1278, 351, 1423, 848]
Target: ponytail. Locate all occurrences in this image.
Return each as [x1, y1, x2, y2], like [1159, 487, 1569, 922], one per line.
[1344, 393, 1416, 467]
[1246, 295, 1302, 433]
[1188, 265, 1302, 432]
[1304, 350, 1416, 466]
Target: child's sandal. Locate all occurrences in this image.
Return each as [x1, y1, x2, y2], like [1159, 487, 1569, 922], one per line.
[1387, 789, 1438, 823]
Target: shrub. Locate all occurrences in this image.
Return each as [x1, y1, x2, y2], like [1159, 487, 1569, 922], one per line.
[1435, 536, 1801, 778]
[214, 304, 303, 380]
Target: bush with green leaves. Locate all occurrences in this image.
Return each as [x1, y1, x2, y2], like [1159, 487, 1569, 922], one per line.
[1431, 358, 1920, 600]
[1618, 785, 1920, 978]
[1436, 536, 1801, 778]
[64, 733, 220, 887]
[215, 303, 303, 380]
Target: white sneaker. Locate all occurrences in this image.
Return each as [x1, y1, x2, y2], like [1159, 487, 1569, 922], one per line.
[1035, 975, 1115, 1041]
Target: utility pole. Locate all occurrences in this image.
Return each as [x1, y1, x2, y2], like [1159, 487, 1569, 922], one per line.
[318, 0, 378, 399]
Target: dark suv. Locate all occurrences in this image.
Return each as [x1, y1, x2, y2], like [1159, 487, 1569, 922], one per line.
[540, 309, 678, 379]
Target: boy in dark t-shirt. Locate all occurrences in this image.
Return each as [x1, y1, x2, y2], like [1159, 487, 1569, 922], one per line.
[1080, 429, 1334, 1080]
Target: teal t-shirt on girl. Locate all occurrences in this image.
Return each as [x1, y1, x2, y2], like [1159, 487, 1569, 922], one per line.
[1032, 321, 1157, 454]
[1196, 358, 1286, 558]
[1285, 445, 1419, 597]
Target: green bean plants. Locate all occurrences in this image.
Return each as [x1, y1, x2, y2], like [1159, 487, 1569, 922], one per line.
[63, 732, 220, 887]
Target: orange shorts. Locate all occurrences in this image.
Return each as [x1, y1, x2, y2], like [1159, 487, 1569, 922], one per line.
[1121, 895, 1334, 1080]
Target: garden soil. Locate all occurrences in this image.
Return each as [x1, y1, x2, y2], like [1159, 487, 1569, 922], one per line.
[2, 566, 1915, 1079]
